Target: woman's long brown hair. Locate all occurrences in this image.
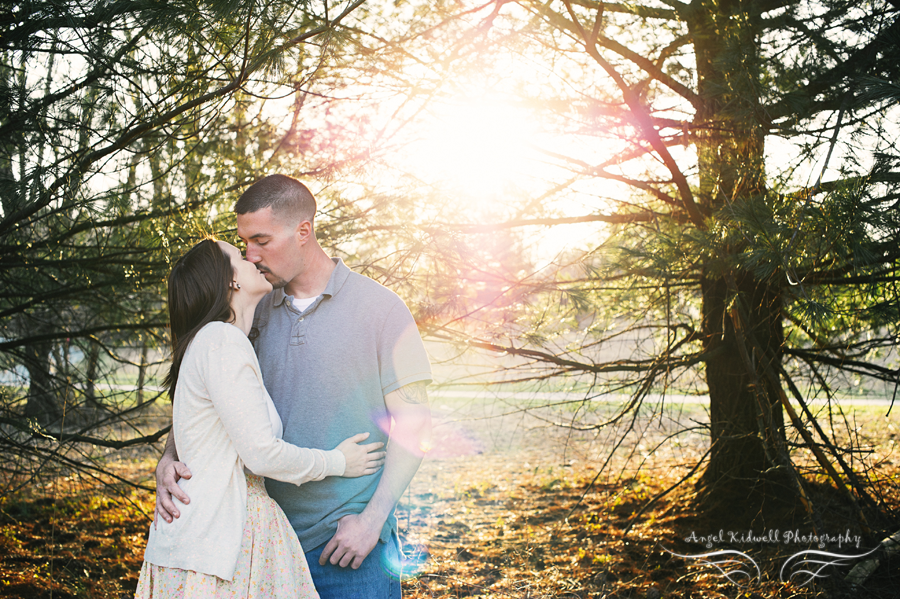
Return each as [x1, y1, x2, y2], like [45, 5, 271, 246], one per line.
[164, 239, 234, 400]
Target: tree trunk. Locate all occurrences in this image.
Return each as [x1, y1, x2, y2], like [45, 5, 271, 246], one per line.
[700, 272, 785, 483]
[688, 0, 801, 522]
[84, 340, 102, 408]
[137, 342, 149, 406]
[22, 340, 63, 426]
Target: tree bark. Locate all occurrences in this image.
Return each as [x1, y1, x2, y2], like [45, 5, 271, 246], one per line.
[700, 272, 785, 486]
[137, 342, 148, 406]
[84, 340, 102, 408]
[688, 0, 797, 519]
[22, 339, 63, 426]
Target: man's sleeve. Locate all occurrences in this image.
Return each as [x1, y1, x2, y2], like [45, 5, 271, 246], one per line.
[378, 299, 432, 395]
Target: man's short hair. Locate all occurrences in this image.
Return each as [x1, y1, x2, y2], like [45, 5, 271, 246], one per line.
[234, 174, 316, 226]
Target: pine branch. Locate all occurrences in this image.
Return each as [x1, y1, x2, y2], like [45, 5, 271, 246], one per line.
[783, 348, 900, 383]
[557, 0, 704, 227]
[568, 0, 678, 21]
[533, 1, 702, 110]
[0, 323, 168, 352]
[0, 24, 154, 140]
[0, 417, 171, 450]
[436, 334, 711, 375]
[0, 198, 206, 253]
[765, 17, 900, 123]
[0, 0, 366, 238]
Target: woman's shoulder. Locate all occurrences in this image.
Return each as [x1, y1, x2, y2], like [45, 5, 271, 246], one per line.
[192, 321, 252, 352]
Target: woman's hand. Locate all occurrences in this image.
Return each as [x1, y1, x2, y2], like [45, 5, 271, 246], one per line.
[335, 432, 386, 478]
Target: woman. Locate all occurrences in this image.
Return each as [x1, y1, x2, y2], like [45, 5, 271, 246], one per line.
[136, 238, 384, 598]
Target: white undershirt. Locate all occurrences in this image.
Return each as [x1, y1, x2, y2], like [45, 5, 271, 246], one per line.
[292, 295, 317, 313]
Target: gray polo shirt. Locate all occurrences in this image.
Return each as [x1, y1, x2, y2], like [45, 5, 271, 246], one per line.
[250, 258, 432, 550]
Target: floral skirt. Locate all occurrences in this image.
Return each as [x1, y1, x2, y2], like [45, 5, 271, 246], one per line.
[135, 474, 319, 599]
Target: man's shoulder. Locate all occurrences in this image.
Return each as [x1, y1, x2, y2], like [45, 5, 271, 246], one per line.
[343, 269, 405, 305]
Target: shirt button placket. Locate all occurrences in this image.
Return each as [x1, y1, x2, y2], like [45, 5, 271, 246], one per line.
[294, 314, 308, 345]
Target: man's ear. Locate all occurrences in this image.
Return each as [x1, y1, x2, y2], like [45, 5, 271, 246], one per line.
[295, 219, 313, 245]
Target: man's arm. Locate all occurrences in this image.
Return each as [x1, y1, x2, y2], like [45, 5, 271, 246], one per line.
[319, 381, 432, 569]
[154, 430, 193, 525]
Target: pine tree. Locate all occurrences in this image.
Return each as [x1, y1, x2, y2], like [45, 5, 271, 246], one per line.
[0, 0, 364, 487]
[349, 0, 900, 532]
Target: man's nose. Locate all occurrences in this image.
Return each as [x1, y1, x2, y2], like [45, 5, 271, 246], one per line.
[245, 247, 261, 263]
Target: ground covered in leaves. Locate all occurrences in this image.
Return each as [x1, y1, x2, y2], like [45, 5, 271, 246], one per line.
[1, 398, 898, 598]
[0, 464, 152, 598]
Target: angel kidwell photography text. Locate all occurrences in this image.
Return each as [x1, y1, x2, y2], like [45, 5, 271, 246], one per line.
[683, 529, 863, 550]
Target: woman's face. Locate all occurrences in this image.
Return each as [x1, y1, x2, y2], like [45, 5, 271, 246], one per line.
[217, 241, 273, 298]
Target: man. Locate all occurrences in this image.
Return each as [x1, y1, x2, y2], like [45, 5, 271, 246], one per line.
[155, 174, 433, 598]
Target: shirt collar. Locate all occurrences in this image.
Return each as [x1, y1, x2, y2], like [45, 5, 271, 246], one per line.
[270, 257, 350, 308]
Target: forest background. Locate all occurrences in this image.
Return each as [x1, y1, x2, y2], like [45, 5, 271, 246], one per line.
[1, 0, 899, 597]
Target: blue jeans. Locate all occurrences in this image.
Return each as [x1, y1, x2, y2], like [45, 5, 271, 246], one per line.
[304, 533, 402, 599]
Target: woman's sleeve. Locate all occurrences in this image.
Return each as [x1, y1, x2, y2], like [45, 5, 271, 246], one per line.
[202, 331, 345, 484]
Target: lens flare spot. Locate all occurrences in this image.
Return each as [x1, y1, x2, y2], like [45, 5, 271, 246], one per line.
[382, 543, 430, 581]
[426, 423, 484, 459]
[372, 411, 483, 458]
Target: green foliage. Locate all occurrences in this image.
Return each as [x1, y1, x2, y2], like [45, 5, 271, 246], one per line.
[0, 0, 368, 490]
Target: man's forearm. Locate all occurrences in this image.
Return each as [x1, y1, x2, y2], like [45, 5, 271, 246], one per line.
[360, 402, 431, 528]
[154, 426, 194, 523]
[318, 384, 431, 568]
[158, 429, 179, 468]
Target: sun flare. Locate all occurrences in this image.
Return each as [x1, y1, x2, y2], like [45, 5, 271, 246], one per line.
[410, 98, 539, 202]
[397, 95, 614, 260]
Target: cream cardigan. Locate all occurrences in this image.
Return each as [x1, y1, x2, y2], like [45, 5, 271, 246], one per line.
[142, 321, 345, 580]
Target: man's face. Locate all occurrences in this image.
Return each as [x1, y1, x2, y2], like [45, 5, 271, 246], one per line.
[236, 206, 303, 290]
